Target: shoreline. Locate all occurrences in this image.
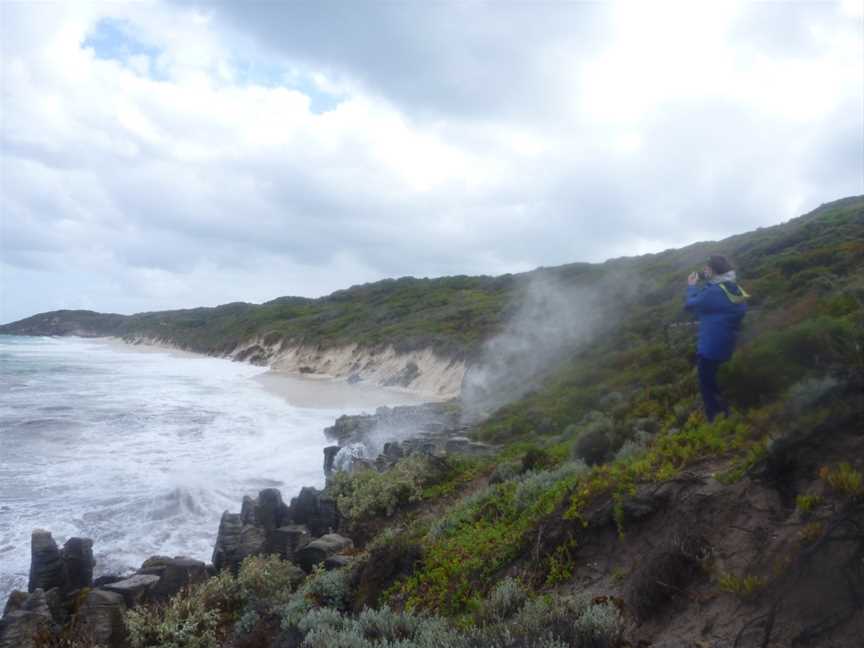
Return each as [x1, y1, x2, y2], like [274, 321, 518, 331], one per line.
[95, 336, 438, 410]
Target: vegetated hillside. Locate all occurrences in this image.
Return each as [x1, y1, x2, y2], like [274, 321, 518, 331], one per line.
[4, 195, 862, 369]
[80, 196, 863, 648]
[0, 275, 515, 359]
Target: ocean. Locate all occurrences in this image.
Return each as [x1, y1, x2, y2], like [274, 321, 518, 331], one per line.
[0, 335, 397, 606]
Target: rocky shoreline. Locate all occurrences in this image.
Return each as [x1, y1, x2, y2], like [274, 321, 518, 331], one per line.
[0, 400, 489, 648]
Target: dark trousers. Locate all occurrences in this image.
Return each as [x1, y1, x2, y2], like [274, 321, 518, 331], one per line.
[697, 355, 729, 422]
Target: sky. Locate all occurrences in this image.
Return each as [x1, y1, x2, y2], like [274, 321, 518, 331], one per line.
[1, 0, 862, 323]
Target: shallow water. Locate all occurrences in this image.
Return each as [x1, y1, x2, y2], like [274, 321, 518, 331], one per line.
[0, 336, 403, 606]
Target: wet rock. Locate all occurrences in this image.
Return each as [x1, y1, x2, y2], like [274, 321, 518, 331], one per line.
[76, 589, 127, 648]
[323, 445, 341, 475]
[272, 525, 311, 561]
[324, 414, 377, 444]
[240, 495, 257, 525]
[212, 512, 242, 571]
[61, 537, 94, 591]
[294, 534, 353, 572]
[257, 488, 291, 538]
[0, 589, 59, 648]
[139, 557, 208, 601]
[290, 488, 338, 537]
[103, 574, 160, 608]
[28, 530, 64, 594]
[0, 611, 55, 648]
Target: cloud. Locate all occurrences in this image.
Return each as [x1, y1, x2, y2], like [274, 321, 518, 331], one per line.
[0, 0, 861, 324]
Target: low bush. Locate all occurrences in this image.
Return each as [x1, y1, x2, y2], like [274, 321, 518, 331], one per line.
[280, 566, 352, 628]
[329, 455, 449, 522]
[127, 555, 304, 648]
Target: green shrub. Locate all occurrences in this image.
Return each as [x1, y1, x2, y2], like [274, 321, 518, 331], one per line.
[489, 460, 522, 484]
[127, 571, 237, 648]
[571, 412, 615, 465]
[573, 600, 624, 647]
[280, 566, 352, 628]
[330, 455, 447, 521]
[127, 555, 304, 648]
[723, 316, 857, 407]
[477, 578, 528, 624]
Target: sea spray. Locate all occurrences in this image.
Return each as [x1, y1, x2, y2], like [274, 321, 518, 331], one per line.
[0, 336, 411, 607]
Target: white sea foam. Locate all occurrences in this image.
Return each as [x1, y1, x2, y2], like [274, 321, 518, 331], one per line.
[0, 335, 404, 606]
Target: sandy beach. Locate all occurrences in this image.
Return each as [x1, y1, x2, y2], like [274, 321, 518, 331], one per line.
[95, 337, 432, 410]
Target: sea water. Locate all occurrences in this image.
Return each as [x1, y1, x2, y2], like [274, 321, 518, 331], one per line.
[0, 336, 384, 606]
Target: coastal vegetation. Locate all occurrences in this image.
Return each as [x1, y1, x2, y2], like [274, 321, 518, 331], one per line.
[6, 195, 864, 647]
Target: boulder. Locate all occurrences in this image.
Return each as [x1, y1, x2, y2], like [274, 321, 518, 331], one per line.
[27, 530, 64, 593]
[103, 574, 160, 608]
[61, 537, 94, 591]
[271, 525, 311, 561]
[76, 589, 127, 648]
[139, 557, 208, 601]
[294, 534, 353, 572]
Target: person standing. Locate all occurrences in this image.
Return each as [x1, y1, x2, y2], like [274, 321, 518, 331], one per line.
[685, 255, 749, 422]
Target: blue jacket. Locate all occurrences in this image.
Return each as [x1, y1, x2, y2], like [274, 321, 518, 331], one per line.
[685, 281, 747, 362]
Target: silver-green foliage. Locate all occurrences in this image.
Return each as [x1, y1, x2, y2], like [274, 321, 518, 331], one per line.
[330, 455, 441, 520]
[281, 565, 352, 628]
[512, 461, 588, 512]
[299, 605, 467, 648]
[478, 578, 528, 624]
[127, 555, 304, 648]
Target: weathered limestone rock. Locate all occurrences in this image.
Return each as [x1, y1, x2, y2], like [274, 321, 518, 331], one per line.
[212, 512, 242, 572]
[257, 488, 290, 537]
[138, 556, 208, 601]
[27, 530, 64, 593]
[294, 534, 353, 572]
[290, 487, 339, 537]
[61, 537, 94, 591]
[323, 445, 341, 475]
[103, 574, 160, 608]
[0, 589, 58, 648]
[76, 589, 127, 648]
[271, 525, 311, 561]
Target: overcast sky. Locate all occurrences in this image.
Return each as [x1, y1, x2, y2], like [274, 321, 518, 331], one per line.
[1, 0, 862, 323]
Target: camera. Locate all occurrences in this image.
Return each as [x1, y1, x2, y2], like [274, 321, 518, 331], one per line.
[697, 270, 709, 281]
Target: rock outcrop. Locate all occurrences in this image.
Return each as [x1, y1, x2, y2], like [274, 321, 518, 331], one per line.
[323, 402, 494, 476]
[27, 530, 94, 597]
[294, 534, 354, 573]
[212, 487, 340, 573]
